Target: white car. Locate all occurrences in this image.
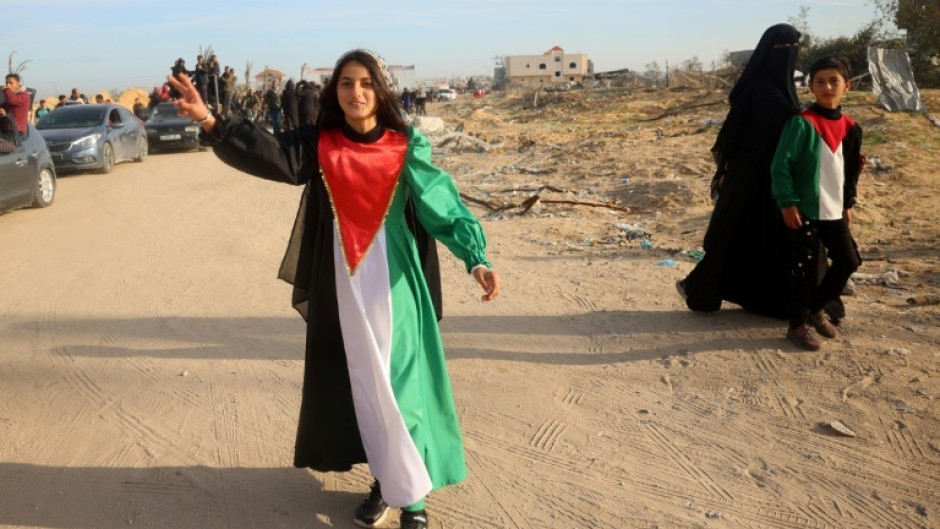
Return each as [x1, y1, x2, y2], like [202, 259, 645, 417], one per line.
[436, 89, 456, 101]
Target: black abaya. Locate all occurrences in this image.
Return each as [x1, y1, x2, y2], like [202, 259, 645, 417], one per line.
[682, 24, 807, 318]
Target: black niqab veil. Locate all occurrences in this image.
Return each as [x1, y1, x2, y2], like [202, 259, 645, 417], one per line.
[729, 24, 801, 108]
[681, 23, 843, 322]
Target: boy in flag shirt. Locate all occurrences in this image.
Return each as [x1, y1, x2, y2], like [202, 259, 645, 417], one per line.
[771, 56, 863, 351]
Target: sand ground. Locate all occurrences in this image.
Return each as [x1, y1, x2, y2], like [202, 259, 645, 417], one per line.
[0, 87, 937, 529]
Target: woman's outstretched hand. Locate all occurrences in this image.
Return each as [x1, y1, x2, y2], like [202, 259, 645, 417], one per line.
[472, 267, 501, 302]
[165, 73, 215, 131]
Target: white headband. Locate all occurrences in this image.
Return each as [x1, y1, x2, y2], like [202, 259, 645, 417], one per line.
[336, 49, 395, 89]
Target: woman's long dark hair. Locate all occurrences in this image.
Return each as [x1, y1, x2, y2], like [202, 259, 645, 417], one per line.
[317, 50, 406, 133]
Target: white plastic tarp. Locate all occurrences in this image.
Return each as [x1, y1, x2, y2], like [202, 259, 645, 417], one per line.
[868, 47, 924, 112]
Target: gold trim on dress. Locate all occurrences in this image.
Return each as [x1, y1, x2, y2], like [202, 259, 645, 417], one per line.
[321, 167, 401, 277]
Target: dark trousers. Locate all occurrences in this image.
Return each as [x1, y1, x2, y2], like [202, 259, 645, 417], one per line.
[785, 217, 860, 327]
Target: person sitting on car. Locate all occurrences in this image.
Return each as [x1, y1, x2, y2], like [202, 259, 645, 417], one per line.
[133, 98, 148, 121]
[0, 74, 31, 136]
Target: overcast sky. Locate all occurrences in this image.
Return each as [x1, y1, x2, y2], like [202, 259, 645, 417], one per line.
[5, 0, 884, 97]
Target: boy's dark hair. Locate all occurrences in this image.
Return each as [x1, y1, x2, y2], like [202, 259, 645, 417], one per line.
[809, 56, 851, 82]
[5, 73, 21, 82]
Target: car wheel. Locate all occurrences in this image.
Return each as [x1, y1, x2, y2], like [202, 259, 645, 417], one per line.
[99, 143, 115, 173]
[134, 135, 148, 162]
[31, 167, 56, 208]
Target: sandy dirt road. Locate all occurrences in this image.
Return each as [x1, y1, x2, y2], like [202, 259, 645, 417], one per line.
[0, 120, 938, 529]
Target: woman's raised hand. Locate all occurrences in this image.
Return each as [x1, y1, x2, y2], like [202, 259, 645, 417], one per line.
[165, 73, 215, 131]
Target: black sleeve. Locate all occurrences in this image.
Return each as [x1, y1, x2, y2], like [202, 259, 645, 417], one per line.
[404, 198, 443, 322]
[843, 123, 863, 209]
[200, 116, 319, 186]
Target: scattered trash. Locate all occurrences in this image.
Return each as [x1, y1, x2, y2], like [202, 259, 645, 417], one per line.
[654, 259, 677, 267]
[684, 250, 705, 262]
[640, 239, 653, 249]
[706, 511, 723, 519]
[891, 401, 914, 414]
[907, 295, 940, 306]
[614, 223, 651, 240]
[827, 420, 857, 437]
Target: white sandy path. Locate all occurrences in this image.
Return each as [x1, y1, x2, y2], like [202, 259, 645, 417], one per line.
[0, 147, 937, 529]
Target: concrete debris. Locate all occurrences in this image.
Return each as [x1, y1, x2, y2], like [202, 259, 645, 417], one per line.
[413, 116, 445, 134]
[851, 270, 900, 286]
[827, 421, 857, 437]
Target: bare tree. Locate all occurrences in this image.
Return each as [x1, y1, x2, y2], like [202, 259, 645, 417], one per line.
[6, 51, 31, 75]
[788, 5, 814, 49]
[199, 44, 215, 59]
[681, 55, 703, 72]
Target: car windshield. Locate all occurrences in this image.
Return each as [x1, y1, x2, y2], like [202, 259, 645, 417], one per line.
[150, 105, 184, 122]
[37, 107, 106, 129]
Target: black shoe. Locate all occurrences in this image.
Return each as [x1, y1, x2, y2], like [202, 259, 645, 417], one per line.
[400, 509, 429, 529]
[676, 279, 688, 301]
[354, 481, 389, 528]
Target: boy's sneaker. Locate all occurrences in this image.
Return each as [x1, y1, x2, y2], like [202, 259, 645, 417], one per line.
[353, 481, 388, 528]
[787, 324, 821, 351]
[400, 509, 429, 529]
[807, 311, 838, 339]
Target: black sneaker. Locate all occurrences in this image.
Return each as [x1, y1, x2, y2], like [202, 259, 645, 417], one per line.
[353, 481, 389, 528]
[400, 509, 429, 529]
[675, 278, 688, 301]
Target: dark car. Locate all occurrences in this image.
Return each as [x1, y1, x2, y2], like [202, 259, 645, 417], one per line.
[0, 115, 56, 213]
[145, 102, 205, 152]
[37, 103, 148, 174]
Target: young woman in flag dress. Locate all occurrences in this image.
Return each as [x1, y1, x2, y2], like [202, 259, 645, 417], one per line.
[168, 49, 500, 529]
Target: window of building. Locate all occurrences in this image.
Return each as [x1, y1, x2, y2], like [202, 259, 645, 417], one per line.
[569, 62, 577, 69]
[526, 64, 530, 69]
[555, 56, 561, 62]
[570, 77, 575, 81]
[539, 63, 546, 70]
[554, 71, 561, 77]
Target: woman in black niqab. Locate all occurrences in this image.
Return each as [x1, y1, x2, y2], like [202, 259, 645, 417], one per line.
[678, 24, 842, 320]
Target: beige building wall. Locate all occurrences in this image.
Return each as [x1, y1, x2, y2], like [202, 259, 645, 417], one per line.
[505, 47, 591, 88]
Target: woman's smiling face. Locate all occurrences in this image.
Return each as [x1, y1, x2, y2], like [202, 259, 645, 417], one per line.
[337, 60, 378, 131]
